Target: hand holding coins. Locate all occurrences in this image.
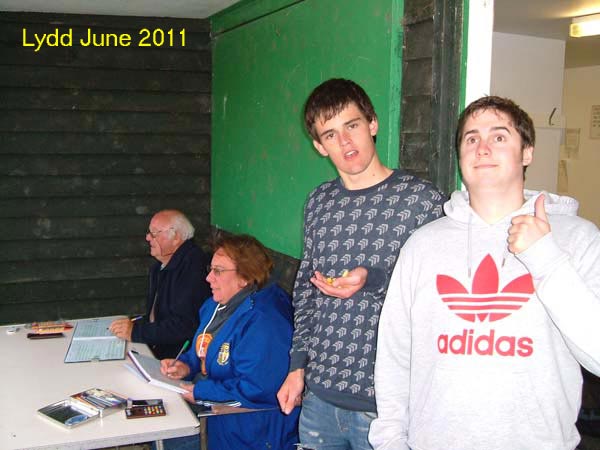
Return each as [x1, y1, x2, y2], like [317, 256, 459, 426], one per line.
[326, 269, 349, 286]
[311, 267, 367, 300]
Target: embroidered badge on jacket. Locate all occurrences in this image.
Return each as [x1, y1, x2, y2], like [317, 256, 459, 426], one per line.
[217, 343, 230, 365]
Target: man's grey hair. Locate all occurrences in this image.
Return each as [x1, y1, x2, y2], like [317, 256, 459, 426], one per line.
[164, 210, 195, 240]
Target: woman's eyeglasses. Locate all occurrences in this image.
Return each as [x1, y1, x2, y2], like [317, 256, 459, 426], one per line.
[206, 266, 237, 276]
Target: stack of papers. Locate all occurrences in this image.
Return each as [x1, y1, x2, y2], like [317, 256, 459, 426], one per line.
[127, 349, 189, 394]
[64, 318, 126, 363]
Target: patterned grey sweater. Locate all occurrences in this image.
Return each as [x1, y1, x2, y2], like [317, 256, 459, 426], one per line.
[290, 169, 445, 411]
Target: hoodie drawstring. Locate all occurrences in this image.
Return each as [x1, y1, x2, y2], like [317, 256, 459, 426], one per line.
[467, 211, 512, 278]
[468, 214, 472, 278]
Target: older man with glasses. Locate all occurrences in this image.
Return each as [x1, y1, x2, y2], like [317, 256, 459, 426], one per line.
[110, 209, 210, 359]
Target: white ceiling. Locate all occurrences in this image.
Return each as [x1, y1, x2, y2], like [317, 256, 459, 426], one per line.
[494, 0, 600, 68]
[0, 0, 598, 66]
[1, 0, 598, 34]
[494, 0, 599, 39]
[0, 0, 597, 30]
[0, 0, 241, 19]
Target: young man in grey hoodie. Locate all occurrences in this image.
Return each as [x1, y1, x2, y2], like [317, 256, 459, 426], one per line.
[370, 96, 600, 450]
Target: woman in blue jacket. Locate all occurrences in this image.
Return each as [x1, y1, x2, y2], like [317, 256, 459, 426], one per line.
[160, 233, 300, 450]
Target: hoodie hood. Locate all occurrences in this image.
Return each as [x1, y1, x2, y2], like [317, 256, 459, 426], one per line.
[443, 189, 580, 278]
[444, 189, 579, 226]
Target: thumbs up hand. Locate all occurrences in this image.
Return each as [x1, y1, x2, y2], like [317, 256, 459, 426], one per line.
[507, 194, 551, 254]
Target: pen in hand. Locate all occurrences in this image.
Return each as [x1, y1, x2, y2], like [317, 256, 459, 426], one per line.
[130, 315, 144, 322]
[169, 340, 190, 368]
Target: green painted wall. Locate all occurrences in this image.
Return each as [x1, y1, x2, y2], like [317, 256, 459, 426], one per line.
[211, 0, 403, 257]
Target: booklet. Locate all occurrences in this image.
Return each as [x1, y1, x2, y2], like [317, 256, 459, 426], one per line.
[126, 350, 267, 417]
[38, 388, 127, 428]
[64, 318, 126, 363]
[127, 349, 190, 394]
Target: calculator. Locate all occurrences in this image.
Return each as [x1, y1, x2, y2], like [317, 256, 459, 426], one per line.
[125, 399, 166, 419]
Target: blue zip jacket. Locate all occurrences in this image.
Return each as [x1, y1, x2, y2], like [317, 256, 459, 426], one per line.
[179, 282, 300, 449]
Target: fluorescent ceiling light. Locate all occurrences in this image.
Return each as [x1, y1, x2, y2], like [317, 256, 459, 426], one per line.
[570, 13, 600, 38]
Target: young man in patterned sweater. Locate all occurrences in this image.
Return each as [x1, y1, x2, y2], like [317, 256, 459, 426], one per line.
[277, 78, 446, 449]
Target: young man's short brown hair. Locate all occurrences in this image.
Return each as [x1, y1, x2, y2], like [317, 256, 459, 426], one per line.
[304, 78, 377, 142]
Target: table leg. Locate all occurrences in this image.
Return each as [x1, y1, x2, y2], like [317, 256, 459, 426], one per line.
[199, 417, 208, 450]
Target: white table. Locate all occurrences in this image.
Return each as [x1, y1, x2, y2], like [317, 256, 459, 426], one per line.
[0, 319, 200, 450]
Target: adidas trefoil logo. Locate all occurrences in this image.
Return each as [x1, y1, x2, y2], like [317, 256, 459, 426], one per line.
[437, 254, 534, 323]
[436, 255, 536, 358]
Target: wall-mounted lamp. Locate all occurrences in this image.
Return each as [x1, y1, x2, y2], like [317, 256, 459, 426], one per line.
[570, 13, 600, 38]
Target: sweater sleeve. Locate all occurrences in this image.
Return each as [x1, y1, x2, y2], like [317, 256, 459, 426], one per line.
[288, 199, 317, 371]
[369, 246, 412, 450]
[516, 228, 600, 375]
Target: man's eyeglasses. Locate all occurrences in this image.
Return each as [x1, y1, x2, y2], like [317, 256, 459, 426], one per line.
[146, 227, 173, 238]
[207, 265, 237, 276]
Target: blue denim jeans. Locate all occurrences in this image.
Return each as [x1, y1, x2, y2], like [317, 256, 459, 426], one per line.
[299, 390, 376, 450]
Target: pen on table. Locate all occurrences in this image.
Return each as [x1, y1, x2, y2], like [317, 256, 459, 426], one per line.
[169, 340, 190, 367]
[130, 315, 144, 322]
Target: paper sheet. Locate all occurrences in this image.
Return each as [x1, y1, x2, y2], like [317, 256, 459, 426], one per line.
[64, 318, 126, 363]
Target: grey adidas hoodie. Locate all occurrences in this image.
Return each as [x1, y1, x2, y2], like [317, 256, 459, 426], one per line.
[370, 190, 600, 450]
